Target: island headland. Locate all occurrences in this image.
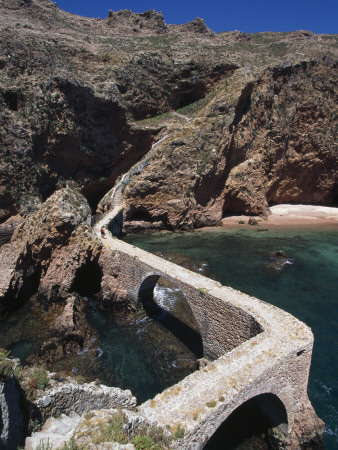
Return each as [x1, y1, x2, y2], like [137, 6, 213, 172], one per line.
[0, 0, 337, 448]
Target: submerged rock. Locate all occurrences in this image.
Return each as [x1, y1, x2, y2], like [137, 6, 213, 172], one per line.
[248, 217, 259, 226]
[266, 250, 294, 272]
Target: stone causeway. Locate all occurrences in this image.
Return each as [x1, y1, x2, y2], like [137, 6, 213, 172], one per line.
[94, 215, 322, 449]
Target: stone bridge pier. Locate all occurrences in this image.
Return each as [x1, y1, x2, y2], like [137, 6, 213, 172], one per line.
[97, 233, 324, 449]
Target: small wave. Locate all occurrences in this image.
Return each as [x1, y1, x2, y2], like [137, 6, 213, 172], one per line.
[154, 285, 179, 310]
[77, 347, 90, 356]
[317, 379, 332, 396]
[96, 347, 103, 358]
[283, 258, 294, 265]
[324, 425, 338, 438]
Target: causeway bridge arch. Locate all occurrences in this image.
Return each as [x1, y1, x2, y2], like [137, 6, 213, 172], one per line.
[94, 217, 323, 449]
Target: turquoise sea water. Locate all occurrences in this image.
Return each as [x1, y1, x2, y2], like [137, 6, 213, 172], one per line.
[124, 227, 338, 449]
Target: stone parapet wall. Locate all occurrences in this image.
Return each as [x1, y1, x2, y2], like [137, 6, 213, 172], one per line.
[99, 237, 323, 449]
[117, 249, 263, 360]
[36, 379, 137, 421]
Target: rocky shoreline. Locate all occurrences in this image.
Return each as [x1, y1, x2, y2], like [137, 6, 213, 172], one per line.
[211, 204, 338, 230]
[0, 188, 330, 449]
[0, 0, 336, 447]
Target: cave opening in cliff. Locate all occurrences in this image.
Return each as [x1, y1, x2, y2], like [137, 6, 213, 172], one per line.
[203, 393, 288, 449]
[175, 87, 206, 110]
[71, 260, 102, 297]
[3, 89, 22, 111]
[14, 265, 41, 310]
[128, 208, 153, 222]
[138, 275, 203, 359]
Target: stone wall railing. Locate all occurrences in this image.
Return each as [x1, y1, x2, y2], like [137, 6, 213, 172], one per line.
[36, 379, 137, 421]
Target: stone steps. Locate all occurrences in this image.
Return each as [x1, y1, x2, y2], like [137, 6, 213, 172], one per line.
[25, 412, 82, 450]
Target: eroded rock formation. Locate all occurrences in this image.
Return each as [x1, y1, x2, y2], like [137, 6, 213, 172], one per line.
[123, 59, 337, 230]
[0, 0, 336, 228]
[0, 188, 101, 313]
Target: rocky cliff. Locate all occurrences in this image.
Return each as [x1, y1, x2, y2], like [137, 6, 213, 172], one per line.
[123, 59, 337, 230]
[0, 0, 337, 229]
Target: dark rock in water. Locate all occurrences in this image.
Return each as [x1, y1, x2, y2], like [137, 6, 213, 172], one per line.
[0, 376, 25, 450]
[26, 295, 98, 368]
[266, 251, 294, 272]
[248, 217, 259, 226]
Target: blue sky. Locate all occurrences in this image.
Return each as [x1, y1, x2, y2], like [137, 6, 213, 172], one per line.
[55, 0, 338, 34]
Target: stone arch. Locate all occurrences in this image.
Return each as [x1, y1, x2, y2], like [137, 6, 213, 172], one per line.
[203, 393, 288, 449]
[138, 272, 204, 358]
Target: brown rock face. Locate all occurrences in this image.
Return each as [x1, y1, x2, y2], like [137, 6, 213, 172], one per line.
[222, 59, 338, 214]
[1, 0, 336, 225]
[0, 188, 101, 313]
[123, 59, 337, 230]
[28, 295, 95, 365]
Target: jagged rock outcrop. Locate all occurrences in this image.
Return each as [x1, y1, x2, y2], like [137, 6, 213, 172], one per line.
[122, 58, 337, 230]
[105, 9, 168, 35]
[1, 0, 337, 225]
[0, 188, 101, 313]
[173, 17, 215, 36]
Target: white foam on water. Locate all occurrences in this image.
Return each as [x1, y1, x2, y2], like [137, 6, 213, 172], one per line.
[154, 284, 180, 311]
[77, 347, 90, 356]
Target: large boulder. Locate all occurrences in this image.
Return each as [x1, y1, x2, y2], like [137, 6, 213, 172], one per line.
[0, 188, 101, 313]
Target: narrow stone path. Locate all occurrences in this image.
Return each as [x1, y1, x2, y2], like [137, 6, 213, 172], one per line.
[172, 111, 192, 121]
[96, 134, 169, 229]
[25, 413, 82, 449]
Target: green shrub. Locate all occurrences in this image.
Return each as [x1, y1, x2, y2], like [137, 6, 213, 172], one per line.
[33, 368, 49, 390]
[0, 349, 13, 379]
[198, 287, 208, 296]
[171, 425, 185, 440]
[132, 435, 154, 449]
[206, 400, 217, 408]
[36, 439, 53, 450]
[92, 413, 129, 445]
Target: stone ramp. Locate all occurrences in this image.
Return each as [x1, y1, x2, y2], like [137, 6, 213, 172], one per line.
[25, 412, 82, 449]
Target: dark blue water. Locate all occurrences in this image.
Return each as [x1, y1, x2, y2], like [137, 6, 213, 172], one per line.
[124, 227, 338, 449]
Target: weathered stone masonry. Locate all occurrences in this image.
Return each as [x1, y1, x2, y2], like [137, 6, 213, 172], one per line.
[94, 216, 324, 449]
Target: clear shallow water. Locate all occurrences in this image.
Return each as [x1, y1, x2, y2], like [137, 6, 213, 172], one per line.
[84, 284, 199, 404]
[0, 283, 199, 405]
[125, 227, 338, 449]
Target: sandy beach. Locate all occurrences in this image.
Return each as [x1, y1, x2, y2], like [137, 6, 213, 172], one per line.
[220, 205, 338, 230]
